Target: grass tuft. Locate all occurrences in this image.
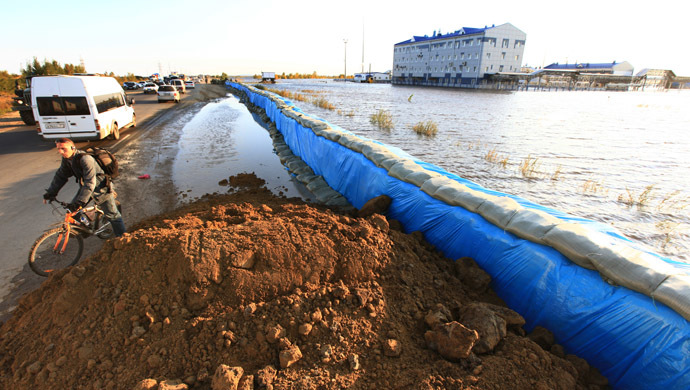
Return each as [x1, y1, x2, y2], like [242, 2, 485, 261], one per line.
[412, 120, 438, 136]
[618, 184, 655, 208]
[485, 148, 509, 168]
[370, 109, 394, 130]
[519, 155, 541, 178]
[311, 97, 335, 110]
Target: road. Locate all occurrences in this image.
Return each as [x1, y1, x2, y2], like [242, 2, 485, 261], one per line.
[0, 84, 229, 322]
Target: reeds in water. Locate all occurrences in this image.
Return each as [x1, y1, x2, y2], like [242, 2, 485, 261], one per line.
[412, 120, 438, 136]
[370, 110, 394, 130]
[519, 155, 541, 178]
[311, 97, 335, 110]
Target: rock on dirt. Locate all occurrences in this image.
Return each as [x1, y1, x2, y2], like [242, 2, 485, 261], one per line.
[0, 174, 608, 389]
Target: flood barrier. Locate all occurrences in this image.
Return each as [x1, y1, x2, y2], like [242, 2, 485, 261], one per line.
[227, 81, 690, 389]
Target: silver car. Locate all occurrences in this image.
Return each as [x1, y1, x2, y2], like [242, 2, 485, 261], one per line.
[142, 82, 159, 94]
[157, 85, 180, 103]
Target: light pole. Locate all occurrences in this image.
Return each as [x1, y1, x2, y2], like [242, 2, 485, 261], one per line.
[343, 39, 348, 79]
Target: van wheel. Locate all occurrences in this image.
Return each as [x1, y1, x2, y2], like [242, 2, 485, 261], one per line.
[110, 123, 120, 140]
[131, 114, 136, 128]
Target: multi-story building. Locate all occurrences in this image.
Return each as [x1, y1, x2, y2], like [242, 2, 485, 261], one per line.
[392, 23, 526, 88]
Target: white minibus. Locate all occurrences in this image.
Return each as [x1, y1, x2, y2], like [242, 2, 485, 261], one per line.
[31, 75, 136, 140]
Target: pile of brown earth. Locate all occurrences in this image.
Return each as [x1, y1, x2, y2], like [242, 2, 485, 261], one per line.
[0, 174, 608, 389]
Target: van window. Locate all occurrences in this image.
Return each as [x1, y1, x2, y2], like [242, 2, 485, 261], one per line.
[63, 97, 91, 115]
[94, 93, 125, 113]
[36, 97, 90, 116]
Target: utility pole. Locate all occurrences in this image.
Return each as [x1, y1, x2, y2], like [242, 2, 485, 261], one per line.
[361, 23, 365, 73]
[343, 39, 348, 79]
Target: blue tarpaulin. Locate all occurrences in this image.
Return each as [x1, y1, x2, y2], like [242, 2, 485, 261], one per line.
[229, 82, 690, 390]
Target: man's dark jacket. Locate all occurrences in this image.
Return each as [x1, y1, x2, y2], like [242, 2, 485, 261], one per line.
[46, 151, 105, 205]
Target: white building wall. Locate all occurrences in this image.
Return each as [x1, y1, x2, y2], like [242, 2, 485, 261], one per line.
[393, 23, 526, 84]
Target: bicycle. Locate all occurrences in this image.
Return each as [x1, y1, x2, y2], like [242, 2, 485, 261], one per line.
[28, 199, 116, 277]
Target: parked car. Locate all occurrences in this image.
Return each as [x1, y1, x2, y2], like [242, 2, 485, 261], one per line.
[184, 80, 195, 89]
[170, 79, 186, 94]
[157, 85, 180, 103]
[142, 82, 159, 94]
[137, 81, 147, 89]
[123, 81, 139, 90]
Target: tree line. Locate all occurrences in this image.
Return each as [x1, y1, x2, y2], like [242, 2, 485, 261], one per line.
[0, 57, 146, 93]
[253, 72, 350, 80]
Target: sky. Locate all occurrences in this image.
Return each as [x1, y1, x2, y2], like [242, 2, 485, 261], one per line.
[2, 0, 688, 77]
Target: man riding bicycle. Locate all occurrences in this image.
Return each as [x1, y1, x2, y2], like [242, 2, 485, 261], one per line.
[43, 138, 126, 237]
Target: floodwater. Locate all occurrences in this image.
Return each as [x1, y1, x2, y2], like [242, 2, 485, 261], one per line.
[253, 80, 690, 262]
[172, 95, 316, 202]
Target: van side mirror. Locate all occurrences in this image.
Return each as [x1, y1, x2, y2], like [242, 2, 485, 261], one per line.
[128, 97, 135, 105]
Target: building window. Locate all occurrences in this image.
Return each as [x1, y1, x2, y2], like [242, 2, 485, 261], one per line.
[486, 53, 491, 59]
[460, 53, 464, 59]
[473, 66, 477, 72]
[475, 53, 479, 59]
[501, 52, 506, 59]
[502, 39, 509, 48]
[499, 65, 504, 72]
[515, 55, 519, 61]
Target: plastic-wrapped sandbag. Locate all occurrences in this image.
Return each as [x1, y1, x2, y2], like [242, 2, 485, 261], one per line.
[227, 82, 690, 389]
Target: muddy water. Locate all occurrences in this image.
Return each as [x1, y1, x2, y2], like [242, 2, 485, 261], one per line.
[253, 80, 690, 262]
[172, 96, 316, 202]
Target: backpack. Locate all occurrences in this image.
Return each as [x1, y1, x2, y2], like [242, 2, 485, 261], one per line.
[79, 147, 119, 180]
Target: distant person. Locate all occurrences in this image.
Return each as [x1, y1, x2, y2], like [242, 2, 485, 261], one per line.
[43, 138, 126, 237]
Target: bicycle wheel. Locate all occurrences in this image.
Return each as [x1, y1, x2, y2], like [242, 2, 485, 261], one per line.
[29, 228, 84, 277]
[96, 220, 114, 239]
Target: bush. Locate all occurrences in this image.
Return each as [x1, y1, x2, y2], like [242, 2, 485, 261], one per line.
[0, 93, 13, 115]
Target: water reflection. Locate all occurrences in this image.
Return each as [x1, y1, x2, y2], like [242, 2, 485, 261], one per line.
[173, 95, 315, 202]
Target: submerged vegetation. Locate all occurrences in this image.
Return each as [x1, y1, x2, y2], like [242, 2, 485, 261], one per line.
[618, 185, 655, 208]
[264, 87, 334, 109]
[485, 148, 509, 168]
[582, 180, 607, 194]
[311, 96, 335, 110]
[250, 82, 688, 257]
[412, 120, 438, 136]
[518, 155, 541, 178]
[370, 109, 394, 130]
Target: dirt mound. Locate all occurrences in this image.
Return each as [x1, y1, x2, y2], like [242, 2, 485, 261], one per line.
[0, 175, 607, 389]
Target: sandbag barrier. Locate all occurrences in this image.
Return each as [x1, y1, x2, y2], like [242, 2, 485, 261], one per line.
[238, 96, 355, 211]
[227, 82, 689, 389]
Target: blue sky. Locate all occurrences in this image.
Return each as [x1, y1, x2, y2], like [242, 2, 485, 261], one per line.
[2, 0, 687, 77]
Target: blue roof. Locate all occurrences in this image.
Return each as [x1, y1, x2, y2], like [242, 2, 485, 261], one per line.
[544, 62, 619, 70]
[395, 26, 493, 46]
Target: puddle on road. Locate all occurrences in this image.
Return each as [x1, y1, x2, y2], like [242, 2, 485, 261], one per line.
[172, 95, 316, 202]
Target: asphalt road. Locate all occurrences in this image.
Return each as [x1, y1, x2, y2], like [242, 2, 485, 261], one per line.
[0, 84, 218, 322]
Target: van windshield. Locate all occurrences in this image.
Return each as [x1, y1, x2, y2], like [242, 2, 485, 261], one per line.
[36, 97, 90, 116]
